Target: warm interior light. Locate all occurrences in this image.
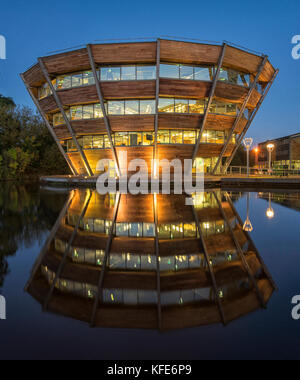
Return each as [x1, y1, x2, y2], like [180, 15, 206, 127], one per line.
[267, 143, 275, 151]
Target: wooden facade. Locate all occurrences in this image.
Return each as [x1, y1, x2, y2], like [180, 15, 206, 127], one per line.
[27, 190, 275, 330]
[22, 39, 277, 176]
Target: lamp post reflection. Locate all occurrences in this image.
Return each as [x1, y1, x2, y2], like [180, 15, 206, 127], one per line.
[243, 192, 253, 232]
[266, 193, 275, 219]
[267, 143, 275, 175]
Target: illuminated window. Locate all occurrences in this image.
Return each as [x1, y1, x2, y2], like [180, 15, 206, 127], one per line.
[82, 105, 94, 119]
[129, 223, 143, 237]
[184, 223, 197, 237]
[170, 130, 183, 144]
[129, 132, 142, 146]
[101, 67, 121, 81]
[189, 99, 206, 114]
[175, 99, 189, 113]
[142, 132, 154, 145]
[94, 103, 104, 118]
[183, 130, 196, 144]
[116, 223, 129, 236]
[56, 75, 71, 90]
[67, 140, 77, 152]
[83, 71, 95, 86]
[158, 98, 174, 113]
[114, 132, 129, 147]
[158, 130, 170, 144]
[83, 136, 93, 149]
[70, 105, 83, 120]
[72, 73, 83, 87]
[143, 223, 155, 237]
[53, 112, 64, 126]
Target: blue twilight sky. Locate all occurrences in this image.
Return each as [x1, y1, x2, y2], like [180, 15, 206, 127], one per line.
[0, 0, 299, 144]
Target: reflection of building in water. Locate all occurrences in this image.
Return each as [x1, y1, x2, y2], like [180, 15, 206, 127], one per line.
[26, 190, 276, 330]
[258, 191, 300, 212]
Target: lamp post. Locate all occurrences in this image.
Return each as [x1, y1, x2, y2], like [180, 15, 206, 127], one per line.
[243, 192, 253, 232]
[243, 138, 253, 177]
[266, 192, 275, 219]
[267, 143, 275, 174]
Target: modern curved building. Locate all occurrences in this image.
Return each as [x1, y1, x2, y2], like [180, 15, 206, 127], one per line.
[21, 38, 278, 176]
[26, 190, 276, 330]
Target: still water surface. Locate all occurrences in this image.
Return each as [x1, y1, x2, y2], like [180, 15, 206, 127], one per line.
[0, 182, 300, 360]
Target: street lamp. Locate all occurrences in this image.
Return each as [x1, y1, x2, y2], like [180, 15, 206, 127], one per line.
[243, 138, 253, 177]
[266, 192, 275, 219]
[267, 143, 275, 174]
[243, 192, 253, 232]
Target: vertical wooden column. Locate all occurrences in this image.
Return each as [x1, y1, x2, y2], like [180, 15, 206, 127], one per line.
[86, 44, 121, 177]
[20, 74, 78, 176]
[212, 55, 269, 175]
[38, 58, 94, 176]
[43, 190, 93, 309]
[153, 39, 161, 177]
[90, 192, 121, 327]
[191, 43, 227, 167]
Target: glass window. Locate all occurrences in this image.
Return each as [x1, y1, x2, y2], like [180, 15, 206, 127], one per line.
[94, 103, 103, 118]
[94, 220, 105, 233]
[226, 103, 237, 116]
[160, 256, 176, 271]
[175, 99, 188, 113]
[104, 135, 111, 148]
[85, 249, 96, 264]
[129, 223, 143, 237]
[83, 71, 95, 86]
[183, 130, 196, 144]
[53, 112, 64, 126]
[160, 64, 180, 79]
[70, 106, 83, 120]
[108, 101, 125, 115]
[215, 131, 225, 144]
[206, 130, 216, 143]
[158, 130, 170, 144]
[67, 139, 77, 152]
[101, 67, 121, 81]
[83, 105, 94, 119]
[114, 132, 129, 146]
[184, 223, 197, 237]
[194, 66, 214, 81]
[56, 75, 71, 90]
[72, 73, 83, 87]
[170, 223, 183, 238]
[189, 99, 205, 114]
[109, 254, 126, 269]
[121, 66, 136, 81]
[215, 101, 227, 115]
[170, 130, 183, 144]
[158, 98, 174, 113]
[83, 136, 93, 149]
[93, 136, 104, 149]
[116, 223, 129, 236]
[129, 132, 142, 146]
[140, 100, 155, 114]
[125, 100, 139, 115]
[137, 66, 156, 80]
[143, 132, 154, 145]
[180, 65, 194, 80]
[158, 224, 171, 238]
[143, 223, 155, 237]
[140, 255, 156, 270]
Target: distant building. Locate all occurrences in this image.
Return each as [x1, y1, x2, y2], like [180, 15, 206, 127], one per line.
[258, 133, 300, 170]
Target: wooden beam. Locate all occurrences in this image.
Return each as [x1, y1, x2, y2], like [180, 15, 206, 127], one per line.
[20, 74, 78, 176]
[24, 191, 75, 292]
[86, 44, 121, 177]
[153, 39, 161, 176]
[153, 193, 162, 330]
[90, 192, 121, 327]
[211, 55, 269, 175]
[224, 192, 277, 291]
[212, 191, 266, 308]
[43, 190, 92, 309]
[191, 43, 227, 167]
[222, 69, 279, 172]
[190, 196, 226, 325]
[38, 58, 94, 176]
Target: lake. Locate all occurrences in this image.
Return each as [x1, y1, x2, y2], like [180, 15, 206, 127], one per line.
[0, 182, 300, 360]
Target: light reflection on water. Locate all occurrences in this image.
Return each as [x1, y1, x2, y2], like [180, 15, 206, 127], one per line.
[1, 183, 300, 359]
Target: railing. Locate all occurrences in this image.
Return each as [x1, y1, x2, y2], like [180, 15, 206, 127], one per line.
[226, 166, 300, 177]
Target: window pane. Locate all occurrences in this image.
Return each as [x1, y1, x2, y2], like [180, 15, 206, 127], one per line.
[83, 136, 93, 149]
[137, 66, 156, 80]
[114, 132, 129, 146]
[143, 223, 155, 237]
[70, 106, 83, 120]
[180, 65, 194, 80]
[143, 132, 154, 145]
[57, 75, 71, 90]
[53, 113, 64, 126]
[183, 130, 196, 144]
[121, 66, 136, 80]
[158, 98, 174, 113]
[160, 64, 180, 79]
[108, 101, 125, 115]
[67, 139, 77, 152]
[104, 135, 111, 148]
[158, 130, 170, 144]
[129, 132, 142, 146]
[72, 73, 83, 87]
[194, 66, 214, 81]
[189, 99, 205, 114]
[83, 71, 95, 86]
[116, 223, 129, 236]
[175, 99, 188, 113]
[129, 223, 143, 237]
[226, 103, 237, 116]
[125, 100, 139, 115]
[101, 67, 121, 81]
[170, 130, 183, 144]
[83, 105, 94, 119]
[94, 104, 103, 118]
[216, 131, 225, 144]
[184, 223, 197, 237]
[140, 100, 155, 114]
[93, 135, 104, 149]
